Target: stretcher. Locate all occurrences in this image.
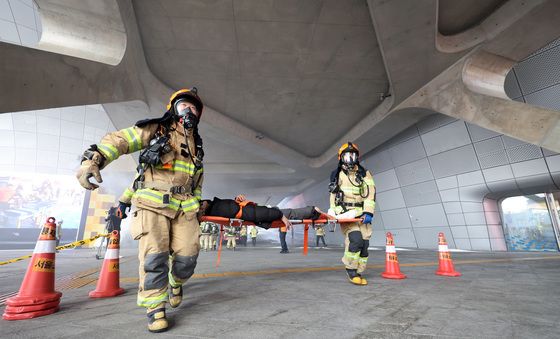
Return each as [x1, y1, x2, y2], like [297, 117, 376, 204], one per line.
[200, 216, 362, 267]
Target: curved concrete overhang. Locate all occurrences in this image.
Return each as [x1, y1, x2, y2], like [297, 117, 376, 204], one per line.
[436, 0, 546, 54]
[35, 0, 127, 65]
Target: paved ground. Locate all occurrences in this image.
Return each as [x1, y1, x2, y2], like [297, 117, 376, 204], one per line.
[1, 245, 560, 338]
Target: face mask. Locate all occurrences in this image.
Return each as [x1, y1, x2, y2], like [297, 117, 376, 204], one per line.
[342, 152, 358, 167]
[180, 109, 199, 129]
[174, 99, 199, 128]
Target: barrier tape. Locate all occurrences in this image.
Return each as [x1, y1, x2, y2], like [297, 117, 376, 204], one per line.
[0, 234, 109, 266]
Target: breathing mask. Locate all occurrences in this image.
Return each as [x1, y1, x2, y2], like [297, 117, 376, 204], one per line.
[341, 151, 358, 167]
[174, 99, 199, 129]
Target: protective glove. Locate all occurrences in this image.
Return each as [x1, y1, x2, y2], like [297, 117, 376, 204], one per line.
[361, 212, 373, 224]
[76, 151, 105, 190]
[116, 201, 131, 219]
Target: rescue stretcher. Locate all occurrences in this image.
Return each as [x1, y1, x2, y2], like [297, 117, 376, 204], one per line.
[200, 216, 362, 267]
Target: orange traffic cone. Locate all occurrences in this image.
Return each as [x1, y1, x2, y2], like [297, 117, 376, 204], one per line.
[89, 230, 125, 298]
[381, 232, 406, 279]
[435, 232, 461, 277]
[3, 217, 62, 320]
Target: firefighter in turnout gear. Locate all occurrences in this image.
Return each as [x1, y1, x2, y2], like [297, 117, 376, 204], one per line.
[200, 221, 212, 251]
[329, 142, 375, 286]
[77, 88, 205, 333]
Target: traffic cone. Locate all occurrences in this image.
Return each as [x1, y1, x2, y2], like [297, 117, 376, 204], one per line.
[381, 232, 406, 279]
[3, 217, 62, 320]
[435, 232, 461, 277]
[89, 230, 125, 298]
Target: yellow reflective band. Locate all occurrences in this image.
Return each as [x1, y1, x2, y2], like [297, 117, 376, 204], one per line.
[344, 251, 360, 259]
[134, 189, 181, 211]
[97, 143, 118, 161]
[137, 292, 169, 308]
[364, 200, 375, 206]
[341, 186, 361, 194]
[359, 257, 368, 263]
[168, 271, 181, 288]
[181, 197, 200, 212]
[123, 188, 134, 198]
[333, 206, 344, 214]
[156, 160, 195, 175]
[364, 178, 374, 185]
[122, 127, 142, 153]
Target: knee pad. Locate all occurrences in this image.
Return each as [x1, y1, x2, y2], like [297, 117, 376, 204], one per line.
[348, 231, 364, 253]
[172, 254, 198, 280]
[361, 240, 369, 257]
[144, 252, 169, 290]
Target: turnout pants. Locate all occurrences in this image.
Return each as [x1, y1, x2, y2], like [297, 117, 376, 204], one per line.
[130, 208, 200, 309]
[227, 236, 236, 248]
[341, 222, 372, 274]
[200, 234, 211, 250]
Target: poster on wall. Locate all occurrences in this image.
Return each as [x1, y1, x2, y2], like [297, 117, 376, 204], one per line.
[0, 172, 85, 232]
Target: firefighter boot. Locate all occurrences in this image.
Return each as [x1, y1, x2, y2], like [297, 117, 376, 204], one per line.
[147, 304, 168, 333]
[357, 274, 368, 285]
[346, 269, 362, 285]
[169, 285, 182, 308]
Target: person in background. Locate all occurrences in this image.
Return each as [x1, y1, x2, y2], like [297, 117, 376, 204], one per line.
[240, 226, 248, 246]
[250, 226, 258, 247]
[279, 223, 289, 254]
[55, 219, 63, 252]
[315, 225, 327, 248]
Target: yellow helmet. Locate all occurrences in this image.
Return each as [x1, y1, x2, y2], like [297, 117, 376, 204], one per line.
[338, 142, 359, 160]
[166, 87, 203, 117]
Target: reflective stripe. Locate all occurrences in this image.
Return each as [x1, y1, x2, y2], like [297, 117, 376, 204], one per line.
[385, 245, 396, 253]
[344, 251, 360, 260]
[333, 206, 344, 214]
[168, 271, 181, 288]
[134, 188, 199, 212]
[156, 160, 196, 175]
[134, 189, 181, 211]
[340, 186, 361, 194]
[193, 189, 202, 200]
[137, 292, 169, 308]
[104, 248, 119, 259]
[364, 178, 374, 185]
[34, 240, 56, 254]
[438, 244, 449, 252]
[123, 188, 134, 198]
[359, 257, 368, 263]
[122, 127, 142, 153]
[97, 143, 119, 161]
[181, 197, 200, 212]
[364, 200, 375, 206]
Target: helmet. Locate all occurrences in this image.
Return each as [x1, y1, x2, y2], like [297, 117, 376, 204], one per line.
[166, 87, 204, 117]
[338, 142, 359, 167]
[337, 142, 359, 160]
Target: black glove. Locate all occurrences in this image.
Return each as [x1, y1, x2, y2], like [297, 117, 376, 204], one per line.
[116, 201, 131, 219]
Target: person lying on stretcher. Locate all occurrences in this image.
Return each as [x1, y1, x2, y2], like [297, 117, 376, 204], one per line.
[197, 195, 335, 229]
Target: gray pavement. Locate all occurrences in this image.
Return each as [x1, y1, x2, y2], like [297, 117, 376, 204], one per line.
[1, 245, 560, 338]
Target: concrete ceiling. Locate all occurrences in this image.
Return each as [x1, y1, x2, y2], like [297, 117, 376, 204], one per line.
[438, 0, 508, 35]
[134, 0, 389, 157]
[2, 0, 560, 206]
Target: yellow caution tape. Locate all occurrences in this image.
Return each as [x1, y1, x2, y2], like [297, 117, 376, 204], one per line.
[0, 234, 109, 266]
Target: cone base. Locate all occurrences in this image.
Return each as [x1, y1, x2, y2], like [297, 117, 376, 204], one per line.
[6, 291, 62, 307]
[436, 270, 462, 277]
[2, 306, 59, 321]
[4, 299, 60, 314]
[89, 287, 125, 298]
[381, 272, 407, 279]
